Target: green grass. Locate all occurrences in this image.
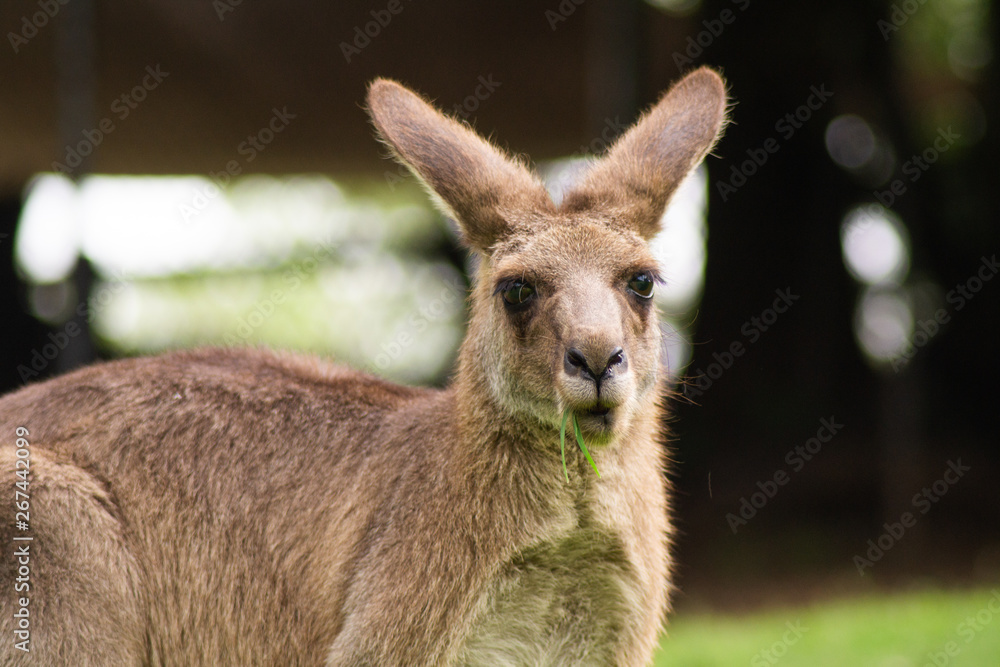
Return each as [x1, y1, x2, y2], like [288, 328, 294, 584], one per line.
[560, 409, 600, 481]
[654, 588, 1000, 666]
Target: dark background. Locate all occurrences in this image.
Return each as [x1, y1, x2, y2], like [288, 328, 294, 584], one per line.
[1, 0, 997, 613]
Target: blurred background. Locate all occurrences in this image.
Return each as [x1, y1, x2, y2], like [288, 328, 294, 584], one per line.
[2, 0, 998, 663]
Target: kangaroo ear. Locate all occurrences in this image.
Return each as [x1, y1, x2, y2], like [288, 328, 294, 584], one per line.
[561, 67, 728, 240]
[367, 79, 553, 252]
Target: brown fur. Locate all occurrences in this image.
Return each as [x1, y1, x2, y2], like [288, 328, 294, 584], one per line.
[0, 67, 726, 665]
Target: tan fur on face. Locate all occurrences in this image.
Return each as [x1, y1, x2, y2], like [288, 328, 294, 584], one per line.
[0, 68, 727, 666]
[475, 218, 663, 443]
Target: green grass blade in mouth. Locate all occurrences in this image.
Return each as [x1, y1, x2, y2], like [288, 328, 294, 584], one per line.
[560, 408, 570, 483]
[572, 413, 601, 478]
[559, 409, 602, 480]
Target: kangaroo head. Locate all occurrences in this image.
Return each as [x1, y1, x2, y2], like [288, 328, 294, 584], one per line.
[367, 69, 727, 444]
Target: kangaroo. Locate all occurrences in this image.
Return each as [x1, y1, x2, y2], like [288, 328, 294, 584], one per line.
[0, 67, 726, 666]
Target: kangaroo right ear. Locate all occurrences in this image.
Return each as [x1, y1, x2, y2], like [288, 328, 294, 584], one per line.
[367, 79, 553, 253]
[561, 67, 728, 240]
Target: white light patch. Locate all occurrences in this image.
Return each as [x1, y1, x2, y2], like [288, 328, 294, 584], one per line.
[854, 288, 913, 363]
[17, 174, 355, 280]
[841, 207, 910, 286]
[539, 157, 590, 206]
[651, 165, 708, 311]
[16, 173, 81, 283]
[79, 175, 237, 277]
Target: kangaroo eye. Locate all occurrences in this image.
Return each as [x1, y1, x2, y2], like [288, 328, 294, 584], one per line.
[628, 273, 654, 299]
[500, 280, 535, 306]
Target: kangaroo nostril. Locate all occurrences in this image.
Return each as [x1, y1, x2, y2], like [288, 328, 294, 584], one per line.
[565, 346, 625, 383]
[566, 348, 589, 374]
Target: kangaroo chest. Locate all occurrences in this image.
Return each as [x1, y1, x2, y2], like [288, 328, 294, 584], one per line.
[456, 523, 641, 666]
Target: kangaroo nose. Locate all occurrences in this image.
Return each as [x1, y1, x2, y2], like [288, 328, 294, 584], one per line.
[564, 346, 626, 384]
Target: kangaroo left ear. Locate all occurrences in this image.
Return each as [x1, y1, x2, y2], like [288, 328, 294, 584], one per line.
[367, 79, 554, 253]
[561, 67, 729, 240]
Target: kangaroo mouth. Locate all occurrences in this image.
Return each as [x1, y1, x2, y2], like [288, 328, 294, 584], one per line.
[573, 403, 616, 435]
